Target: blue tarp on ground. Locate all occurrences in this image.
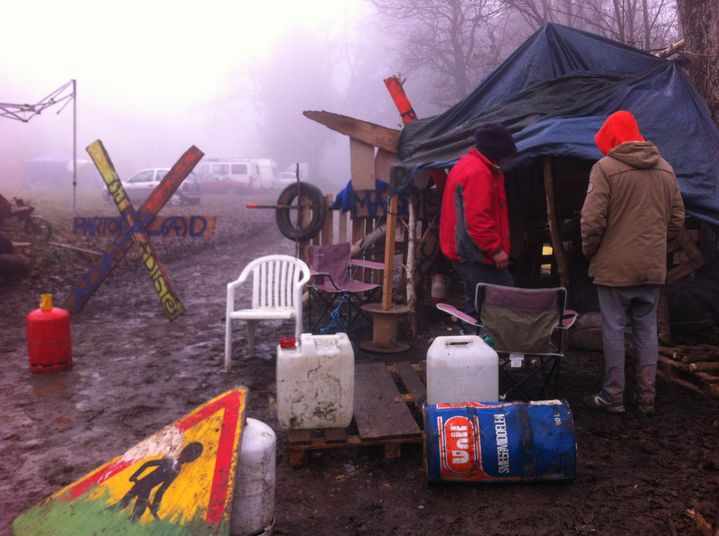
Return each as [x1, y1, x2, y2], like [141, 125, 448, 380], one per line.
[392, 23, 719, 226]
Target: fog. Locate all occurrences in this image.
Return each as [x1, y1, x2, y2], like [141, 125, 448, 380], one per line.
[0, 0, 415, 196]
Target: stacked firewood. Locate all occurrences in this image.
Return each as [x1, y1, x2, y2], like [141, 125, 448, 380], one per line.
[658, 344, 719, 399]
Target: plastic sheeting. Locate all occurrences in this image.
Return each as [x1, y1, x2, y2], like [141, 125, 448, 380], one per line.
[392, 23, 719, 226]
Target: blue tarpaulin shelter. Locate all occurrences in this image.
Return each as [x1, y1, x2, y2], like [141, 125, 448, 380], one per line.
[392, 23, 719, 226]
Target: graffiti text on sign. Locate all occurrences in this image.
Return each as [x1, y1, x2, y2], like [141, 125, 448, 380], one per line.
[72, 215, 216, 238]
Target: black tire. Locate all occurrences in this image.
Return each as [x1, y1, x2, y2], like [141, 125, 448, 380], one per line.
[275, 181, 327, 241]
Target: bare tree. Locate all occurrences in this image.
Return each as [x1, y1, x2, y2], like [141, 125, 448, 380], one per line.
[370, 0, 507, 106]
[676, 0, 719, 123]
[503, 0, 678, 50]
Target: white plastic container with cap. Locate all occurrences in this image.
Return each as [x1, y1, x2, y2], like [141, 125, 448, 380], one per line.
[426, 335, 499, 404]
[231, 418, 276, 536]
[276, 333, 354, 429]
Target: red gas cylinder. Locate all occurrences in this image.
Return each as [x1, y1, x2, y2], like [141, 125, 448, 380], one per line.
[26, 293, 72, 373]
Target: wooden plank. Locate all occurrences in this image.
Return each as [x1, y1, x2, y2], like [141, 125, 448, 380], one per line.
[354, 362, 420, 440]
[395, 361, 427, 405]
[324, 427, 348, 443]
[375, 148, 399, 181]
[350, 138, 376, 191]
[288, 429, 312, 444]
[303, 110, 400, 154]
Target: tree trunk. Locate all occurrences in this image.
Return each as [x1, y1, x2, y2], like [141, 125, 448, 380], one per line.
[676, 0, 719, 123]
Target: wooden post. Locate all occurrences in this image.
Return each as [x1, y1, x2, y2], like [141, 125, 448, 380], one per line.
[321, 194, 333, 245]
[382, 195, 399, 310]
[406, 192, 417, 337]
[339, 210, 348, 244]
[299, 193, 310, 262]
[543, 158, 569, 288]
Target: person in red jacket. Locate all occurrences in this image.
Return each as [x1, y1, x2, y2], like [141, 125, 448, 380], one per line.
[440, 123, 517, 321]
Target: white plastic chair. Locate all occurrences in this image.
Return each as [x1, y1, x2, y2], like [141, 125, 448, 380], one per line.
[225, 254, 310, 371]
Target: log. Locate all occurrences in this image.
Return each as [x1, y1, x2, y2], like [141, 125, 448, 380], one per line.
[351, 223, 387, 258]
[658, 354, 690, 371]
[688, 361, 719, 372]
[657, 369, 703, 395]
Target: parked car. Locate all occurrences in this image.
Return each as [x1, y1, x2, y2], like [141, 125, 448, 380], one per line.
[194, 159, 258, 193]
[105, 168, 201, 206]
[278, 171, 298, 187]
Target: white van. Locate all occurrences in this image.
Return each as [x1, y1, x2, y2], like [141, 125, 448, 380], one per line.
[254, 158, 279, 189]
[195, 159, 259, 193]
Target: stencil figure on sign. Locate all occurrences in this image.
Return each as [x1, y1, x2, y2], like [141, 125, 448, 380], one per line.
[110, 441, 203, 521]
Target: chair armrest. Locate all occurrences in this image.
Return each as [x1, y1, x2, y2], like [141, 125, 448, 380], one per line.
[436, 303, 480, 327]
[309, 270, 342, 291]
[350, 259, 384, 270]
[560, 309, 578, 329]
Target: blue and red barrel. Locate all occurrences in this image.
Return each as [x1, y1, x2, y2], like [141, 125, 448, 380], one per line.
[424, 400, 576, 483]
[26, 293, 72, 373]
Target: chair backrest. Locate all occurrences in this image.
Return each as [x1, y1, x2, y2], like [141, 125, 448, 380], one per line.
[475, 283, 567, 355]
[307, 242, 351, 287]
[233, 254, 310, 310]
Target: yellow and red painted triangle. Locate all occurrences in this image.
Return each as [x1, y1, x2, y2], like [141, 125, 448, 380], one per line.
[12, 388, 248, 536]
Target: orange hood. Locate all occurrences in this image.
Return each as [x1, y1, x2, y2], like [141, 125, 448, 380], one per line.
[594, 110, 645, 155]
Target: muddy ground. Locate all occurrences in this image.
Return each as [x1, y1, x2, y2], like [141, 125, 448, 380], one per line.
[1, 189, 718, 535]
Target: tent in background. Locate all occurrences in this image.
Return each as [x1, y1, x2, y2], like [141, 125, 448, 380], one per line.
[392, 22, 719, 227]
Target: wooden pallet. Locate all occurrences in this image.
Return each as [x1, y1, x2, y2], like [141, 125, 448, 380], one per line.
[287, 362, 426, 467]
[658, 345, 719, 399]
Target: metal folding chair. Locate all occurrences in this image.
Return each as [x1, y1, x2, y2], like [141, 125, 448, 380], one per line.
[306, 242, 383, 333]
[437, 283, 577, 400]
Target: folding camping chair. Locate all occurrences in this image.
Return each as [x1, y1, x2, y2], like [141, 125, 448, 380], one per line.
[437, 283, 577, 400]
[306, 242, 383, 333]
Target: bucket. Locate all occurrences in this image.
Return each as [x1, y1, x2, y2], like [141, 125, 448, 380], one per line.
[424, 400, 576, 483]
[276, 333, 354, 429]
[426, 335, 498, 404]
[430, 273, 448, 302]
[26, 294, 72, 373]
[231, 418, 276, 536]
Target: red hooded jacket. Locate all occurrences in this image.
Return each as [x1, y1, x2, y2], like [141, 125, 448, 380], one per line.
[440, 148, 511, 265]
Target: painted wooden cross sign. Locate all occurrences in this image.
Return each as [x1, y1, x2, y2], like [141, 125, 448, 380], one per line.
[12, 388, 248, 536]
[65, 141, 204, 320]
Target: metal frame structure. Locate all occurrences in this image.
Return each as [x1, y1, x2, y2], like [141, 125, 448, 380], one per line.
[0, 80, 77, 216]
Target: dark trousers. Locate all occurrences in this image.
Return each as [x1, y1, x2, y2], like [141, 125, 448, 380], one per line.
[452, 261, 513, 319]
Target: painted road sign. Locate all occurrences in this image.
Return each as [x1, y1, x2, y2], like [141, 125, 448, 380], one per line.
[65, 143, 204, 319]
[12, 388, 248, 536]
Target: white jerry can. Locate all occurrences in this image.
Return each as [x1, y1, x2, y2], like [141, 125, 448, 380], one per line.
[426, 335, 499, 405]
[231, 418, 276, 536]
[276, 333, 355, 429]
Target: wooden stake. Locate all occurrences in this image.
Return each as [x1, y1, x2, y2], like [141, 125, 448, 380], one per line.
[543, 158, 569, 289]
[382, 195, 399, 310]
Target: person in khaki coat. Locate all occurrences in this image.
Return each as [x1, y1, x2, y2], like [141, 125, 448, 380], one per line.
[581, 110, 684, 414]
